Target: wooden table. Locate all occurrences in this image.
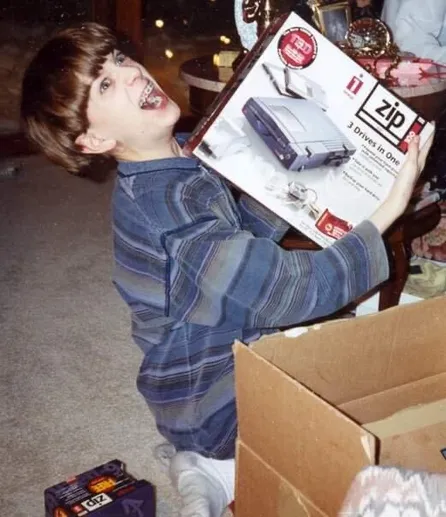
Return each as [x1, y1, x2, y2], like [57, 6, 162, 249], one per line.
[180, 53, 446, 120]
[392, 79, 446, 123]
[179, 55, 227, 117]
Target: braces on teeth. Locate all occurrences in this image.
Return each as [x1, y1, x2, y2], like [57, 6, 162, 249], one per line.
[139, 82, 162, 108]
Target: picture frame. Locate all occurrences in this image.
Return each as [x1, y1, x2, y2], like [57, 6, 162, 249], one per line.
[312, 1, 352, 43]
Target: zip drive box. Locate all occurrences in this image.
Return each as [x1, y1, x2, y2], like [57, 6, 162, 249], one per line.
[186, 11, 435, 247]
[44, 459, 156, 517]
[242, 97, 356, 171]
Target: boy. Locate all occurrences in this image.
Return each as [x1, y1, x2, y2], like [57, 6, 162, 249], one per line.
[21, 23, 432, 517]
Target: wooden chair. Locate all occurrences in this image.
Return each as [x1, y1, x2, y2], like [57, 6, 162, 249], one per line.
[281, 202, 441, 311]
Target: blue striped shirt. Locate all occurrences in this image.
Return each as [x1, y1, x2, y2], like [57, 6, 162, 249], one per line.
[112, 151, 389, 459]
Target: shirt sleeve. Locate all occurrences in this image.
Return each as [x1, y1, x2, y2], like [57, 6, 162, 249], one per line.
[162, 217, 389, 329]
[383, 0, 446, 65]
[237, 194, 290, 242]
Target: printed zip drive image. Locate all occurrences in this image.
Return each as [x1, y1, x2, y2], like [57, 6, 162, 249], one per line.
[242, 97, 356, 171]
[261, 62, 328, 110]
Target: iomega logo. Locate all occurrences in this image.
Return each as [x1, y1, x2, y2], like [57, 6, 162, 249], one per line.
[355, 83, 426, 151]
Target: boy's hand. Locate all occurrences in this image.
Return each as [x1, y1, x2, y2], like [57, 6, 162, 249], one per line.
[388, 131, 435, 216]
[368, 129, 435, 234]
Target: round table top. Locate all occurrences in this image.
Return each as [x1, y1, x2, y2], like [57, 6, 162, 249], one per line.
[179, 55, 226, 93]
[392, 78, 446, 98]
[179, 54, 446, 100]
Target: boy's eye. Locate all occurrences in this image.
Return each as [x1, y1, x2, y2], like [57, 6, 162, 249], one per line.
[99, 78, 111, 94]
[115, 52, 126, 65]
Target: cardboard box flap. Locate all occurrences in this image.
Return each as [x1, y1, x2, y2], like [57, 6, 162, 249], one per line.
[340, 372, 446, 424]
[250, 297, 445, 405]
[234, 343, 375, 514]
[236, 441, 327, 517]
[378, 421, 446, 472]
[364, 398, 446, 439]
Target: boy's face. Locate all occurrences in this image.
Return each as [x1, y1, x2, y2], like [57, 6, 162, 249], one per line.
[78, 50, 180, 156]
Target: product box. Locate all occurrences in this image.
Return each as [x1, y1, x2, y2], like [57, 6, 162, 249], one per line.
[233, 296, 446, 516]
[44, 460, 155, 517]
[185, 12, 435, 247]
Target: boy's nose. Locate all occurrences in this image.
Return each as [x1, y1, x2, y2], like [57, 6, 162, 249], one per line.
[123, 66, 140, 86]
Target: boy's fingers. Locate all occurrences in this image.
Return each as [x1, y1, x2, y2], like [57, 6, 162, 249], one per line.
[405, 136, 420, 165]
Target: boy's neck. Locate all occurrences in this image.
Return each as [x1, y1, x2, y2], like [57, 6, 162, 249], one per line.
[116, 136, 185, 163]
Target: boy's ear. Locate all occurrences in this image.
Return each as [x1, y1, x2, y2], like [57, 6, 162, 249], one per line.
[75, 132, 116, 155]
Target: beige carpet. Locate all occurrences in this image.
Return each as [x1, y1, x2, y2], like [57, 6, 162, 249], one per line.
[0, 155, 182, 516]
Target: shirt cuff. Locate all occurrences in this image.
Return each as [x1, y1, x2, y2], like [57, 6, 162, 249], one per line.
[349, 220, 390, 289]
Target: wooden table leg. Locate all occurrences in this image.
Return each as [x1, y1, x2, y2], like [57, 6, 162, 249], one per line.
[115, 0, 143, 63]
[378, 227, 409, 311]
[91, 0, 116, 28]
[92, 0, 143, 61]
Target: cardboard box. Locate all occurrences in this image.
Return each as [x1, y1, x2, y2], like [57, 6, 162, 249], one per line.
[234, 296, 446, 516]
[44, 460, 155, 517]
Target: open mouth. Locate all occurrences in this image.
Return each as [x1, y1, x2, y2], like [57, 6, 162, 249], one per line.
[139, 80, 165, 109]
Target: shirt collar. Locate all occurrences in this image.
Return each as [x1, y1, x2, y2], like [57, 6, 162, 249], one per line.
[117, 155, 200, 177]
[117, 133, 200, 177]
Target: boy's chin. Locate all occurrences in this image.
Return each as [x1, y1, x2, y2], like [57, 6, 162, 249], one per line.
[143, 98, 181, 124]
[166, 99, 181, 118]
[164, 100, 182, 128]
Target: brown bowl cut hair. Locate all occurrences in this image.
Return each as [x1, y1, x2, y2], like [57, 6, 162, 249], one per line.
[21, 23, 117, 174]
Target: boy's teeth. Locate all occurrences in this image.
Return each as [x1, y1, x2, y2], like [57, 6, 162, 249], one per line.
[139, 82, 156, 108]
[139, 81, 166, 109]
[147, 96, 162, 107]
[140, 94, 163, 109]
